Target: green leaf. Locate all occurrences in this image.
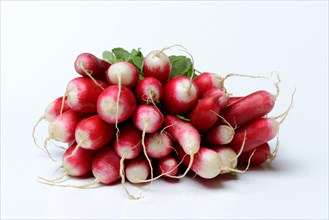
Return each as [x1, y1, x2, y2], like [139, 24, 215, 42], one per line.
[176, 114, 190, 121]
[102, 51, 116, 64]
[112, 48, 130, 61]
[169, 55, 193, 78]
[132, 56, 144, 70]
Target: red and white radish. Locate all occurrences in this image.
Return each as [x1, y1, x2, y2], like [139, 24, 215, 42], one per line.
[177, 145, 222, 179]
[44, 110, 86, 160]
[162, 76, 199, 115]
[158, 156, 179, 177]
[65, 77, 108, 113]
[188, 93, 222, 133]
[145, 132, 173, 159]
[74, 53, 110, 82]
[221, 90, 276, 127]
[204, 125, 235, 145]
[193, 72, 225, 95]
[38, 145, 121, 188]
[142, 50, 171, 84]
[201, 87, 230, 108]
[37, 142, 98, 184]
[91, 145, 121, 185]
[114, 122, 142, 160]
[61, 142, 98, 177]
[125, 155, 151, 184]
[134, 77, 163, 104]
[33, 96, 70, 150]
[212, 146, 238, 174]
[230, 117, 278, 153]
[74, 115, 116, 150]
[132, 105, 164, 180]
[162, 115, 200, 178]
[97, 85, 137, 124]
[238, 143, 271, 166]
[106, 61, 139, 89]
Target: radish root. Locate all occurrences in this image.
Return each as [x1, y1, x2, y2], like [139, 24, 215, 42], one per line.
[273, 87, 296, 125]
[37, 177, 101, 189]
[119, 152, 144, 200]
[32, 115, 47, 152]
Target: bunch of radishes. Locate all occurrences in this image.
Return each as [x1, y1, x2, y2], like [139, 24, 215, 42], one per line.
[34, 46, 294, 199]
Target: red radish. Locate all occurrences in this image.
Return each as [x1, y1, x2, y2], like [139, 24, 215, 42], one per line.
[227, 96, 243, 106]
[125, 155, 150, 184]
[66, 77, 108, 114]
[201, 88, 230, 107]
[230, 90, 294, 153]
[142, 50, 171, 84]
[45, 110, 86, 160]
[114, 122, 142, 160]
[74, 53, 110, 82]
[188, 93, 222, 133]
[193, 72, 225, 95]
[162, 76, 199, 115]
[162, 115, 200, 178]
[177, 145, 222, 179]
[230, 117, 279, 153]
[38, 145, 120, 188]
[158, 156, 179, 176]
[97, 85, 137, 124]
[132, 105, 163, 133]
[212, 146, 238, 174]
[132, 105, 164, 180]
[106, 61, 139, 89]
[239, 143, 274, 166]
[74, 115, 116, 150]
[91, 145, 121, 185]
[145, 132, 173, 159]
[204, 125, 235, 145]
[61, 142, 98, 177]
[38, 142, 97, 184]
[33, 96, 70, 149]
[221, 90, 276, 127]
[134, 77, 163, 104]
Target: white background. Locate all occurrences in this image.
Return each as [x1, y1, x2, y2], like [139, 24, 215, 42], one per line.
[1, 1, 328, 219]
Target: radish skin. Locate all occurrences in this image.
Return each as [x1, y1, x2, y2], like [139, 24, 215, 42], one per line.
[230, 117, 279, 153]
[163, 76, 199, 115]
[75, 115, 116, 150]
[163, 115, 200, 178]
[132, 105, 164, 181]
[66, 77, 108, 113]
[106, 61, 139, 89]
[204, 125, 235, 145]
[177, 146, 222, 179]
[125, 156, 150, 184]
[114, 122, 142, 160]
[193, 72, 224, 96]
[158, 156, 179, 177]
[212, 146, 238, 174]
[74, 53, 110, 81]
[221, 90, 275, 127]
[134, 77, 163, 104]
[188, 93, 222, 133]
[47, 110, 85, 144]
[33, 96, 70, 150]
[142, 50, 171, 84]
[62, 142, 98, 176]
[238, 143, 272, 166]
[145, 132, 173, 159]
[91, 145, 121, 185]
[97, 85, 137, 124]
